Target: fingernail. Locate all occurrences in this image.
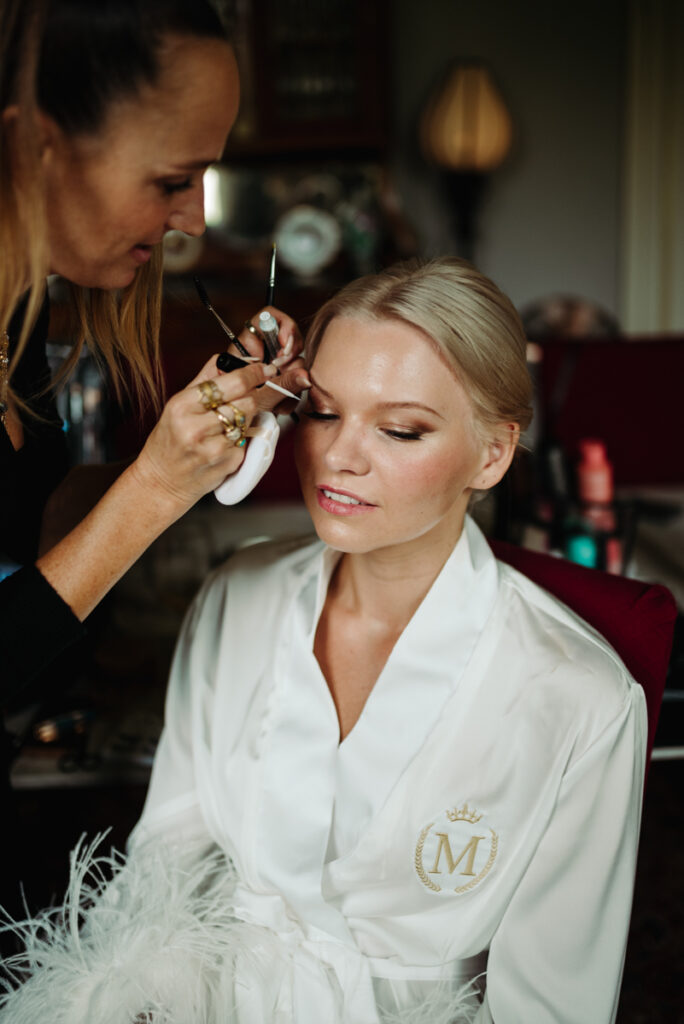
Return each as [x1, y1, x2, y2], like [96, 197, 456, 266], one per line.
[295, 373, 311, 389]
[263, 364, 278, 377]
[284, 334, 294, 357]
[272, 354, 289, 368]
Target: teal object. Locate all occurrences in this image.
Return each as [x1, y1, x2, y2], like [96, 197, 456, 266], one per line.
[565, 534, 598, 568]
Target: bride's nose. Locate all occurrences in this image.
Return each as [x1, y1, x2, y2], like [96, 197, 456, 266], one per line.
[323, 420, 369, 475]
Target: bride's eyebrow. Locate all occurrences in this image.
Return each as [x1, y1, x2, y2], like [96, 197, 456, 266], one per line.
[308, 374, 445, 421]
[374, 399, 445, 420]
[307, 373, 331, 397]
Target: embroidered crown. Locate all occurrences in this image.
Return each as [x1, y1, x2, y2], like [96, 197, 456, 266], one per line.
[447, 803, 482, 824]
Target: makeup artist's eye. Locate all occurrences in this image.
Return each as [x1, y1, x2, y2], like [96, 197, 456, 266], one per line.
[159, 178, 193, 196]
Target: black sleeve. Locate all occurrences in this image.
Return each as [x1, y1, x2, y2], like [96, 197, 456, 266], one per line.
[1, 292, 70, 565]
[0, 566, 85, 706]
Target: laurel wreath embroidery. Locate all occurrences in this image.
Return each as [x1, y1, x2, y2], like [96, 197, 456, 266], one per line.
[415, 818, 499, 896]
[414, 822, 441, 892]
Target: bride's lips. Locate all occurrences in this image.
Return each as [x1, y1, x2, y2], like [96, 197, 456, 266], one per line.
[316, 485, 376, 516]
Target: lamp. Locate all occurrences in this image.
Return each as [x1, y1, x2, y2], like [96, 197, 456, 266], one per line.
[420, 62, 513, 260]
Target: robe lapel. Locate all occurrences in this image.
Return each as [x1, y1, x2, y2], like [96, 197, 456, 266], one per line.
[255, 554, 351, 942]
[331, 519, 499, 857]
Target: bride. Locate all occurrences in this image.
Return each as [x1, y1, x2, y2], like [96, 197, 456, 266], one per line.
[1, 258, 645, 1024]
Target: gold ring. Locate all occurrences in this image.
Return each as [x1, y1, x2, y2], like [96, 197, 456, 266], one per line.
[223, 424, 243, 445]
[243, 320, 263, 339]
[211, 405, 249, 447]
[227, 404, 246, 429]
[198, 379, 223, 411]
[212, 405, 245, 430]
[213, 409, 233, 430]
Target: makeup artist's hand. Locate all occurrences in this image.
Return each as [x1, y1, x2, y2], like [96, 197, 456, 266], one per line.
[34, 354, 306, 622]
[239, 306, 304, 367]
[129, 356, 276, 512]
[234, 306, 308, 416]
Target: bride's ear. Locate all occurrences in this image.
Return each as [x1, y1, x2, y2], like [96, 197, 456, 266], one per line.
[470, 423, 520, 491]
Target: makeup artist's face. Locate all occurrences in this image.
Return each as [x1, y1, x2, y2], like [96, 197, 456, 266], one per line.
[41, 37, 239, 290]
[295, 316, 509, 557]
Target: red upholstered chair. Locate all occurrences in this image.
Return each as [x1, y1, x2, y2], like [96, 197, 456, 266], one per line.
[489, 540, 678, 770]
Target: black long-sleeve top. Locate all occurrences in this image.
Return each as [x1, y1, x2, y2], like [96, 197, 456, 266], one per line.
[1, 295, 85, 706]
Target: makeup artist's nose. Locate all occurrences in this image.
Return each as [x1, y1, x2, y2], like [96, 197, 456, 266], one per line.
[167, 182, 206, 237]
[323, 421, 369, 475]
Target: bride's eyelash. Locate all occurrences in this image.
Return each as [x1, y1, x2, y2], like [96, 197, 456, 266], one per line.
[303, 410, 337, 421]
[304, 410, 423, 441]
[385, 429, 423, 441]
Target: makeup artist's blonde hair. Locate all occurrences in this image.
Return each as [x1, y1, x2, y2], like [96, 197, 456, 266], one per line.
[1, 0, 229, 415]
[305, 257, 533, 442]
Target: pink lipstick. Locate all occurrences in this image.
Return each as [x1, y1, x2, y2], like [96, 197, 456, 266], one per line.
[316, 485, 375, 516]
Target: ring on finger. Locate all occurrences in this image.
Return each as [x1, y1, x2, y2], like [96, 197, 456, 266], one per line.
[227, 404, 246, 429]
[213, 409, 234, 431]
[223, 424, 244, 445]
[226, 426, 248, 448]
[198, 379, 223, 411]
[243, 320, 263, 340]
[211, 406, 248, 448]
[211, 404, 245, 430]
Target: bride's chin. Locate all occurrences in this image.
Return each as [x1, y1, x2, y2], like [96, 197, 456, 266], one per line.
[311, 520, 382, 555]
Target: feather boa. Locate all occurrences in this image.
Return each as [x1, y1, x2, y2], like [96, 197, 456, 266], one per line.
[0, 835, 483, 1023]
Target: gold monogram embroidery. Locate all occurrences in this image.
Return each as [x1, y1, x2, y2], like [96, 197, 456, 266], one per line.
[415, 803, 498, 896]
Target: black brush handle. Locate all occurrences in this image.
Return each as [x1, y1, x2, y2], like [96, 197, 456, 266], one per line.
[193, 275, 211, 309]
[216, 352, 246, 373]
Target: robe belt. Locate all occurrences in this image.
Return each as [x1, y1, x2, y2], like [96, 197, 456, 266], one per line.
[230, 883, 380, 1023]
[229, 884, 487, 1021]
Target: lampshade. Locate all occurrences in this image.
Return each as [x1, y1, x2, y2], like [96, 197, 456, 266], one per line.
[420, 63, 513, 173]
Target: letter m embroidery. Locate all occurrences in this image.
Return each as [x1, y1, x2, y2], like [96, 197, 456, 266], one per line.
[429, 832, 485, 877]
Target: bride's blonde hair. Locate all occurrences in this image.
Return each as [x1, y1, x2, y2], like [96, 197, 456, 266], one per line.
[305, 257, 533, 441]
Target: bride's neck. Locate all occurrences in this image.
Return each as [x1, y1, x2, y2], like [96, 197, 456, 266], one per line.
[331, 525, 464, 630]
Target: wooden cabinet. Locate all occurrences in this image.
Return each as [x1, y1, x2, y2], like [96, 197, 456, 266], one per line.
[227, 0, 390, 158]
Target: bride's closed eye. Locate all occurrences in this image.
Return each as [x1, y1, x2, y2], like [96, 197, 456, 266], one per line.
[383, 428, 424, 441]
[304, 407, 425, 441]
[303, 409, 337, 421]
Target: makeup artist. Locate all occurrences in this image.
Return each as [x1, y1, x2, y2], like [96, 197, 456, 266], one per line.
[0, 1, 307, 799]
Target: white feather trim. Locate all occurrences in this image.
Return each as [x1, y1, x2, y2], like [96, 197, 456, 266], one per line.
[1, 834, 244, 1023]
[373, 975, 483, 1024]
[0, 835, 483, 1024]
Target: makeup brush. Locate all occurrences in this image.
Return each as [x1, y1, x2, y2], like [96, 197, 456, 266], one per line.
[216, 351, 299, 400]
[194, 276, 298, 400]
[193, 275, 253, 359]
[266, 242, 277, 307]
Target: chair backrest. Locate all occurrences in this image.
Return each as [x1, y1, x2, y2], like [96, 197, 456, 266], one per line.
[489, 539, 677, 767]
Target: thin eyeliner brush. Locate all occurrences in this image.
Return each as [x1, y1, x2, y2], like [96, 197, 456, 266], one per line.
[216, 351, 299, 400]
[266, 242, 277, 307]
[193, 275, 254, 359]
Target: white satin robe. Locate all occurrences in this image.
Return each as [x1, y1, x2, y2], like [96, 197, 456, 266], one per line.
[130, 516, 647, 1023]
